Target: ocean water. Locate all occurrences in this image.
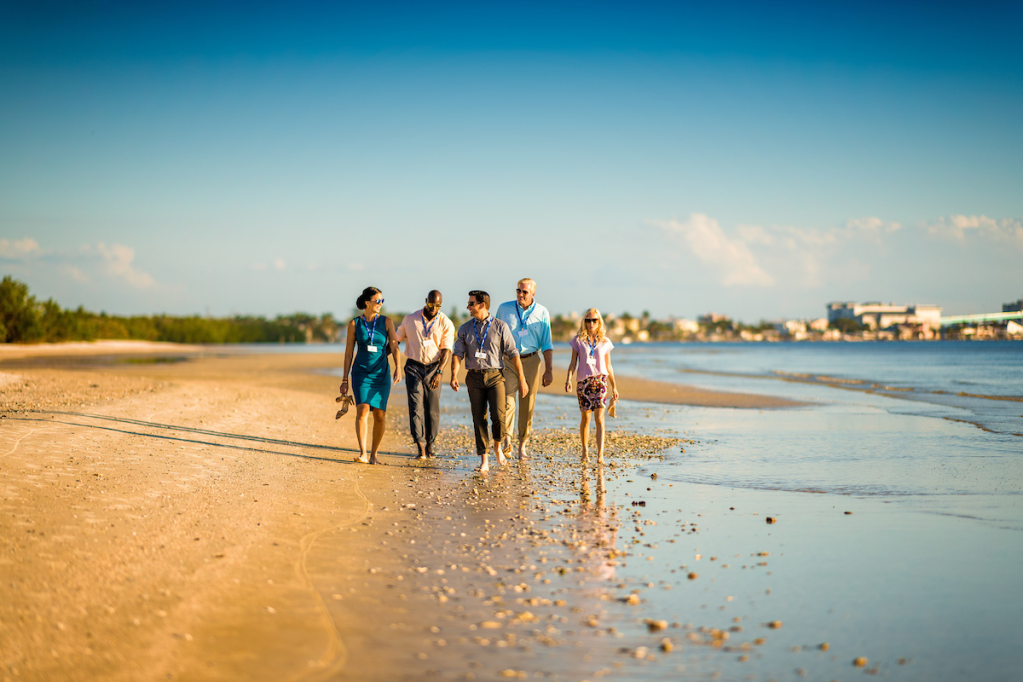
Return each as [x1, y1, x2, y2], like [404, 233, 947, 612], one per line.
[528, 341, 1023, 681]
[323, 340, 1021, 679]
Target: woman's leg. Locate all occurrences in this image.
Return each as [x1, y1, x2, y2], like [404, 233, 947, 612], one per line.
[354, 404, 371, 462]
[594, 407, 606, 463]
[579, 410, 591, 461]
[369, 407, 386, 464]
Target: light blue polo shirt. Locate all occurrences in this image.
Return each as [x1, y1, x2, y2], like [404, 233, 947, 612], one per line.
[496, 300, 553, 355]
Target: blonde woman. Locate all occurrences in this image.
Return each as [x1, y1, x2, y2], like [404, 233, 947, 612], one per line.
[564, 309, 619, 463]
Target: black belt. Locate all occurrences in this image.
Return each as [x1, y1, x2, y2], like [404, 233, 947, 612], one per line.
[520, 351, 539, 359]
[467, 368, 502, 373]
[405, 358, 439, 368]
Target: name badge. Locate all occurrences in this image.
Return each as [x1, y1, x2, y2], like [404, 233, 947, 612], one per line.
[474, 351, 487, 360]
[366, 345, 379, 353]
[517, 330, 529, 337]
[586, 357, 597, 366]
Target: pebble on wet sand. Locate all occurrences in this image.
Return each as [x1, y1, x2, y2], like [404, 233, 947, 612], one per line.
[645, 619, 668, 632]
[853, 656, 869, 667]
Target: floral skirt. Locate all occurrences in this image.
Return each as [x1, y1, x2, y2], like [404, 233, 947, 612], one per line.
[576, 374, 608, 412]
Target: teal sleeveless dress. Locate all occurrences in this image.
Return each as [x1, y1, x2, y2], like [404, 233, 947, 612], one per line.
[351, 315, 391, 409]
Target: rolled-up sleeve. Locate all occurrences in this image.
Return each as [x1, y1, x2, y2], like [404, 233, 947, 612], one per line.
[500, 322, 520, 362]
[538, 309, 553, 352]
[452, 326, 466, 359]
[440, 317, 455, 350]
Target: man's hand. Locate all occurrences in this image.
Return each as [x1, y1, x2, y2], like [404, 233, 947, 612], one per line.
[450, 376, 460, 392]
[542, 368, 553, 387]
[430, 373, 442, 390]
[518, 375, 528, 398]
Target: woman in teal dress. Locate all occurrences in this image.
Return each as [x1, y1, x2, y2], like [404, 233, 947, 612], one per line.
[341, 287, 400, 464]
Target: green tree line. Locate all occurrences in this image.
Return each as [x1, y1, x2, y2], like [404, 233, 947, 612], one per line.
[0, 276, 340, 344]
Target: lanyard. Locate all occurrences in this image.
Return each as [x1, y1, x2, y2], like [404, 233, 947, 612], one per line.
[515, 302, 534, 330]
[421, 312, 437, 338]
[587, 337, 599, 357]
[360, 314, 379, 345]
[473, 317, 493, 352]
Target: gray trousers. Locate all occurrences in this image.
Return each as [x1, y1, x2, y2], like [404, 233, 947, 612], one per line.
[404, 359, 442, 446]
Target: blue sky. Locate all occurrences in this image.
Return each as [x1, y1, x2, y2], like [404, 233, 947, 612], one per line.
[2, 1, 1021, 321]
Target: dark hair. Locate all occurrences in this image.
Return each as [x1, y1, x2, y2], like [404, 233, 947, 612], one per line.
[468, 290, 490, 309]
[356, 286, 381, 311]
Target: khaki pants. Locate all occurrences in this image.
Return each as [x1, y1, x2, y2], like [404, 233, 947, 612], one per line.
[502, 352, 542, 444]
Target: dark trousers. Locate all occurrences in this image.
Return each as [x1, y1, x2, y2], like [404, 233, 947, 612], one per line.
[465, 369, 506, 455]
[404, 359, 441, 446]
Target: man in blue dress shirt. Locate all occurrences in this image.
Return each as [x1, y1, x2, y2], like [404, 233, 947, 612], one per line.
[496, 278, 554, 458]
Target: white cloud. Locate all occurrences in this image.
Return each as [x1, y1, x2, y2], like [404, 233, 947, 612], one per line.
[62, 265, 90, 283]
[654, 214, 774, 287]
[96, 243, 155, 289]
[0, 237, 40, 260]
[920, 215, 1023, 247]
[652, 214, 906, 290]
[273, 258, 287, 271]
[845, 216, 901, 241]
[737, 224, 775, 245]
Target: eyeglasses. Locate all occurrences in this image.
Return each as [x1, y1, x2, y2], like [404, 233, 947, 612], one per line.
[371, 298, 385, 304]
[467, 301, 478, 307]
[585, 318, 599, 324]
[424, 301, 441, 308]
[515, 288, 531, 295]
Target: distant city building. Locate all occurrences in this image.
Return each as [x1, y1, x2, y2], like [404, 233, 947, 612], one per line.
[698, 313, 729, 325]
[672, 318, 700, 334]
[827, 302, 942, 329]
[1003, 298, 1023, 314]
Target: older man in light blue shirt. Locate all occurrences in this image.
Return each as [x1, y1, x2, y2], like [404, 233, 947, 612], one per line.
[496, 277, 554, 457]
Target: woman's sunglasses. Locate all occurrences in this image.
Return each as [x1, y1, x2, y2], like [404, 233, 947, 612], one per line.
[371, 298, 385, 304]
[585, 318, 599, 324]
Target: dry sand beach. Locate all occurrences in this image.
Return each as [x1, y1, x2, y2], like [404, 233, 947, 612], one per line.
[0, 342, 805, 682]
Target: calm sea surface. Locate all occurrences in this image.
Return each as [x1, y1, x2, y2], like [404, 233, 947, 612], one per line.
[539, 341, 1022, 681]
[315, 340, 1021, 679]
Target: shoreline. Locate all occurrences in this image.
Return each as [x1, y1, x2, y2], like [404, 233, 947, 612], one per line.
[2, 346, 1019, 680]
[0, 341, 806, 409]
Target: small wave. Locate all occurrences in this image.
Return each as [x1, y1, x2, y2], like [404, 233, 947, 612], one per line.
[955, 391, 1023, 403]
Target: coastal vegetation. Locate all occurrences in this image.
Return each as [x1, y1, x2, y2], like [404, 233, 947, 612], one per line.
[3, 276, 1016, 344]
[0, 276, 336, 344]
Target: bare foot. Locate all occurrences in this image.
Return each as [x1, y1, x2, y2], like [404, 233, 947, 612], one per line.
[597, 455, 604, 464]
[501, 435, 511, 451]
[475, 460, 489, 473]
[495, 445, 506, 466]
[354, 455, 370, 464]
[368, 455, 380, 465]
[518, 443, 528, 459]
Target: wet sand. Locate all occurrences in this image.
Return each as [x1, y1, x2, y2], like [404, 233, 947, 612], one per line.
[1, 343, 797, 681]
